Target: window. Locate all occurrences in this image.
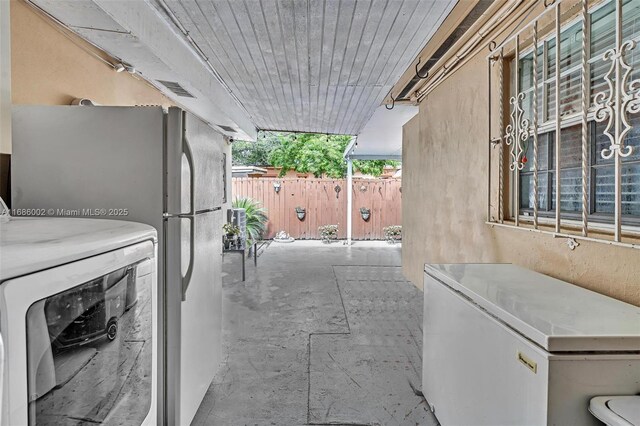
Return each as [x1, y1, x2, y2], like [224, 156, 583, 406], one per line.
[515, 0, 640, 224]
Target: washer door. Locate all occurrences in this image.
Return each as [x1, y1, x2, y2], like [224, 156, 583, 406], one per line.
[1, 240, 156, 426]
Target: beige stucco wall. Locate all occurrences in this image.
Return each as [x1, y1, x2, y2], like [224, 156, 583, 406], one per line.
[1, 0, 11, 154]
[402, 51, 640, 306]
[9, 0, 171, 151]
[401, 114, 422, 289]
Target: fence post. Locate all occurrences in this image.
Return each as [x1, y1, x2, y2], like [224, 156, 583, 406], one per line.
[346, 158, 353, 245]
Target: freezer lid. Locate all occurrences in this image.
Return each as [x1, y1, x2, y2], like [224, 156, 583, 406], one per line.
[424, 264, 640, 352]
[0, 217, 157, 281]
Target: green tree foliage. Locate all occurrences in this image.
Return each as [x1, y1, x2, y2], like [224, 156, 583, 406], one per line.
[268, 133, 349, 178]
[231, 134, 281, 166]
[353, 159, 394, 177]
[233, 131, 398, 178]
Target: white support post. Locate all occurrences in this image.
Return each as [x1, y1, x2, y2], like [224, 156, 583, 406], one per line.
[346, 157, 353, 246]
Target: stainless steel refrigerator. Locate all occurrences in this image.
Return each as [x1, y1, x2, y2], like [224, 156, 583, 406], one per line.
[11, 105, 227, 426]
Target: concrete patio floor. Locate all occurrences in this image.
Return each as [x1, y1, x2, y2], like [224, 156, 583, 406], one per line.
[192, 241, 438, 426]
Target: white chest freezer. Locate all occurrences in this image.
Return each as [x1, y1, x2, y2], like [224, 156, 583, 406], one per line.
[423, 264, 640, 426]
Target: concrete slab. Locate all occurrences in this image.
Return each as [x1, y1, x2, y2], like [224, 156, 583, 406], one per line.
[192, 241, 435, 426]
[309, 266, 431, 426]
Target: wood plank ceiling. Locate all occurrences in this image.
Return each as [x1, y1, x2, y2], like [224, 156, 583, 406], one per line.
[162, 0, 457, 135]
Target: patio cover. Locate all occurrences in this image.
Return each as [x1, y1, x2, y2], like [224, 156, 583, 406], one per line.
[343, 104, 418, 161]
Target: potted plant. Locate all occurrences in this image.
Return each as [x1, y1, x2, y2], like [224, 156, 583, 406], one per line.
[274, 230, 295, 243]
[318, 224, 338, 243]
[295, 206, 306, 221]
[222, 223, 240, 249]
[360, 207, 371, 221]
[382, 225, 402, 244]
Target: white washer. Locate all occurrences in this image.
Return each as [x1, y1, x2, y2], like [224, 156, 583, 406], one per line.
[0, 199, 158, 426]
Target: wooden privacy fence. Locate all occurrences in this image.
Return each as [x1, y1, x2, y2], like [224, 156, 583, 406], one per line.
[232, 178, 402, 240]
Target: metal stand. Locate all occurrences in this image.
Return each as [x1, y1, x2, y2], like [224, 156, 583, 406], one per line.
[223, 241, 258, 282]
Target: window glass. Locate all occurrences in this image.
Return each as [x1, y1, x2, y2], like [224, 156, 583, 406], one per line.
[626, 0, 640, 80]
[547, 38, 556, 79]
[551, 169, 584, 212]
[559, 124, 583, 168]
[520, 172, 549, 210]
[624, 0, 640, 40]
[561, 23, 583, 70]
[519, 47, 543, 92]
[547, 22, 583, 77]
[547, 71, 582, 118]
[591, 2, 616, 60]
[594, 164, 640, 215]
[520, 134, 551, 212]
[521, 85, 544, 124]
[545, 81, 555, 121]
[520, 52, 534, 92]
[590, 60, 610, 103]
[522, 135, 549, 172]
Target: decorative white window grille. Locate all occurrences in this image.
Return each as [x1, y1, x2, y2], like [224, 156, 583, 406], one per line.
[487, 0, 640, 249]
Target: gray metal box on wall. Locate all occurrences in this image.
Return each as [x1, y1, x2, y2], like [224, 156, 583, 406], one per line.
[228, 208, 246, 245]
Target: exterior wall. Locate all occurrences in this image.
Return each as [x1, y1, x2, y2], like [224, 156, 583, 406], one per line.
[401, 115, 422, 288]
[402, 51, 640, 306]
[1, 0, 11, 155]
[10, 0, 171, 128]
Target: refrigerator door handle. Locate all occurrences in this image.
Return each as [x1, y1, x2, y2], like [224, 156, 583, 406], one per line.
[181, 133, 196, 301]
[181, 215, 195, 301]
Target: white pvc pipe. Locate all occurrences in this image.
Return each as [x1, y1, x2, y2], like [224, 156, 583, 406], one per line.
[346, 158, 353, 246]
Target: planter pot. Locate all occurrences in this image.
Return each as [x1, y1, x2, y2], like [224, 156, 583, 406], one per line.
[385, 235, 401, 244]
[295, 208, 306, 221]
[224, 234, 239, 249]
[360, 208, 371, 221]
[274, 236, 295, 243]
